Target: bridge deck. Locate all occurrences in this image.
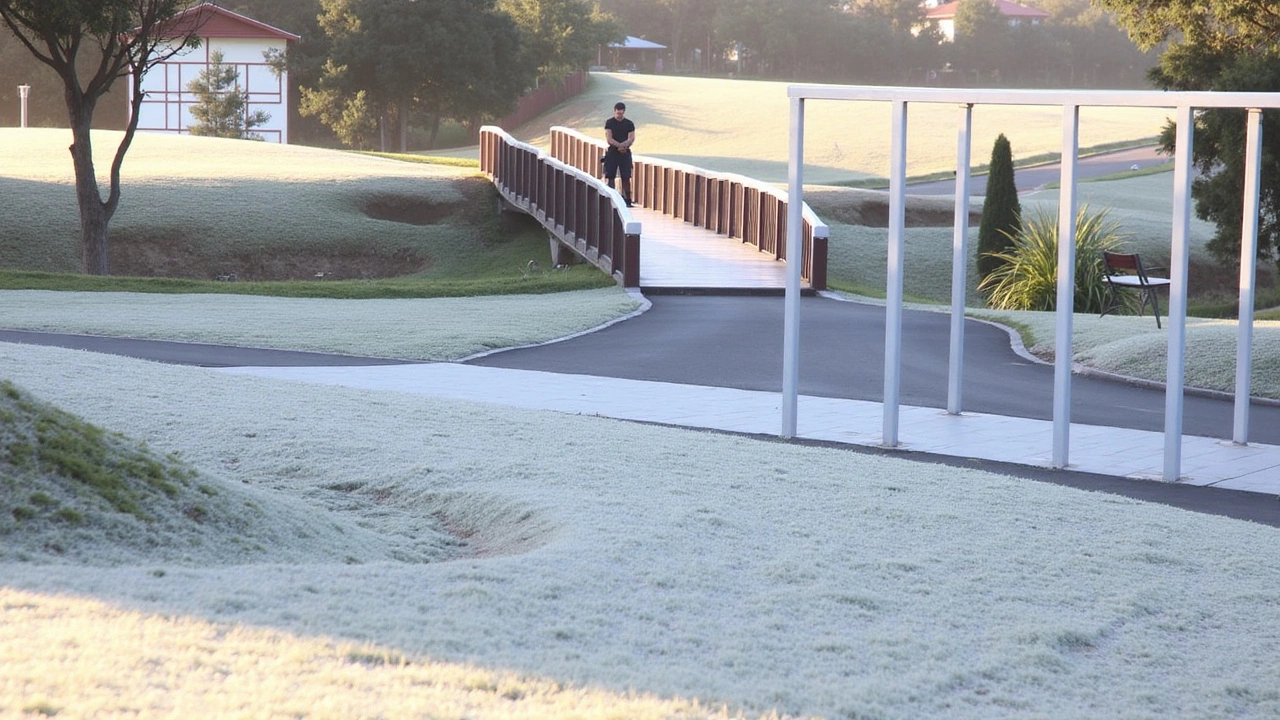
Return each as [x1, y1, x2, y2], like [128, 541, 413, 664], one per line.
[634, 208, 801, 292]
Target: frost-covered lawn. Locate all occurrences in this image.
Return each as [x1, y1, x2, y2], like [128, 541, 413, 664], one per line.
[0, 287, 640, 361]
[3, 340, 1280, 720]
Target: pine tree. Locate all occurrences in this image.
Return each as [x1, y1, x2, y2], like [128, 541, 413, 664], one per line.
[187, 51, 271, 140]
[977, 134, 1021, 282]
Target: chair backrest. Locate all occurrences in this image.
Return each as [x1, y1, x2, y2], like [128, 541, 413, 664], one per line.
[1103, 251, 1154, 284]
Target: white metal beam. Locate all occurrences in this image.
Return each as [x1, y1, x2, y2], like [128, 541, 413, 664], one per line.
[1052, 105, 1080, 468]
[947, 104, 973, 415]
[883, 100, 908, 447]
[1164, 105, 1196, 481]
[781, 97, 804, 438]
[1234, 108, 1263, 445]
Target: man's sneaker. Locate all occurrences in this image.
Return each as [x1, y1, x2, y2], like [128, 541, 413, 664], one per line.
[625, 199, 633, 208]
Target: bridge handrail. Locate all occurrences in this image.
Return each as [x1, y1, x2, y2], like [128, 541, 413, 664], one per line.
[548, 126, 828, 290]
[479, 125, 641, 287]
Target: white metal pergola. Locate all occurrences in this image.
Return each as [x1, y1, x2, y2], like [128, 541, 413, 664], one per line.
[780, 86, 1280, 482]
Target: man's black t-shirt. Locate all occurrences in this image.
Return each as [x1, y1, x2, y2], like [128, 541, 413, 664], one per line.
[605, 117, 635, 150]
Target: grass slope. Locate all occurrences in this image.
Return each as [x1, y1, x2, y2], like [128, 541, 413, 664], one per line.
[2, 341, 1280, 719]
[0, 379, 467, 567]
[512, 73, 1169, 184]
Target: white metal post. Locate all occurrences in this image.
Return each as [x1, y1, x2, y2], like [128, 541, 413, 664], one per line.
[1164, 105, 1195, 481]
[1052, 104, 1080, 468]
[883, 100, 908, 447]
[18, 84, 30, 128]
[947, 103, 974, 414]
[781, 96, 804, 438]
[1234, 108, 1263, 445]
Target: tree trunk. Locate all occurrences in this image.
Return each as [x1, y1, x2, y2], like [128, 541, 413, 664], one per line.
[399, 101, 408, 152]
[69, 104, 111, 275]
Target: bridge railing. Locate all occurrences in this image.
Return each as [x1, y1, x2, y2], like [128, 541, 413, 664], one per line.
[479, 126, 641, 287]
[548, 126, 828, 290]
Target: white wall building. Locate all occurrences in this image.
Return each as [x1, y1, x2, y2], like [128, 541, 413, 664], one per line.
[129, 3, 299, 143]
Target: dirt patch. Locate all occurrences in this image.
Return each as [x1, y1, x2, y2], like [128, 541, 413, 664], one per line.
[111, 235, 429, 282]
[804, 186, 981, 228]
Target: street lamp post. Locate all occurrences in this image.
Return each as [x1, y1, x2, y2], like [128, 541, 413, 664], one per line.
[18, 84, 31, 128]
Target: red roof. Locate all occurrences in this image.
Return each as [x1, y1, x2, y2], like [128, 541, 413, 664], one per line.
[926, 0, 1050, 20]
[153, 3, 300, 42]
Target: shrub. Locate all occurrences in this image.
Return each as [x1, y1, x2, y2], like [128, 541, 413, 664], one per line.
[978, 205, 1129, 313]
[977, 134, 1021, 282]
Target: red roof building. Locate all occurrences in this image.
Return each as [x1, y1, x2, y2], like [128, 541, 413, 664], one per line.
[129, 3, 300, 142]
[925, 0, 1050, 41]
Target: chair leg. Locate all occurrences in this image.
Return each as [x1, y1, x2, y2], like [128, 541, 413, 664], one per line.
[1150, 288, 1162, 329]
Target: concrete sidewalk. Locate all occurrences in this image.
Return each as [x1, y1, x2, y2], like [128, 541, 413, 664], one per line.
[217, 362, 1280, 497]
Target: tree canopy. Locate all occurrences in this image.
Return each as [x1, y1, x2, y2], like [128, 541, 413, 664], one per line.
[1099, 0, 1280, 269]
[300, 0, 536, 151]
[0, 0, 202, 274]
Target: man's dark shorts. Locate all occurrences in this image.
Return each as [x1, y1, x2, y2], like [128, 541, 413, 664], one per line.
[603, 149, 633, 179]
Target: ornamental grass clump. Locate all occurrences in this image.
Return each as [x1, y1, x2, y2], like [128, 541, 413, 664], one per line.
[979, 205, 1129, 312]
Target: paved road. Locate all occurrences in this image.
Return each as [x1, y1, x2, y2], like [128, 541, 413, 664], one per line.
[907, 146, 1169, 195]
[470, 295, 1280, 445]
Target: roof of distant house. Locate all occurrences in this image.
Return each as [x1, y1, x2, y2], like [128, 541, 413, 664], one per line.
[925, 0, 1050, 21]
[609, 36, 667, 50]
[148, 2, 301, 41]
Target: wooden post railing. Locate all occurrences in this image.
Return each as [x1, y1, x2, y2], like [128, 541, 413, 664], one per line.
[480, 126, 640, 287]
[548, 126, 828, 290]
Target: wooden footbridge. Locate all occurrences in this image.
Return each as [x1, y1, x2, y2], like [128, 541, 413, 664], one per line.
[478, 126, 828, 293]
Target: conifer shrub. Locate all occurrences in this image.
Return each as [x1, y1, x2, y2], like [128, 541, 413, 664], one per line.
[977, 134, 1021, 282]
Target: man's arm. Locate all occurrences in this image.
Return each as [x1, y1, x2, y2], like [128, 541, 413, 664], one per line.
[622, 127, 634, 151]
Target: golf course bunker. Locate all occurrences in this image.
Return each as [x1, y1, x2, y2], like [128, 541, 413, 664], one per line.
[362, 193, 457, 225]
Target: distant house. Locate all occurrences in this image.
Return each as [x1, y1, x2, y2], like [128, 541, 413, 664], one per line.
[599, 36, 668, 73]
[925, 0, 1050, 41]
[128, 3, 299, 143]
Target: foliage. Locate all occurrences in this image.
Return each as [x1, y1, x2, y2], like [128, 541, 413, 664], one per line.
[498, 0, 619, 83]
[300, 0, 535, 151]
[1098, 0, 1280, 270]
[187, 51, 271, 140]
[978, 205, 1129, 312]
[977, 134, 1021, 282]
[0, 0, 203, 275]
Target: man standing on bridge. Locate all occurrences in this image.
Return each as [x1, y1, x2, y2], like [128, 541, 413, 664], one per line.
[604, 101, 635, 208]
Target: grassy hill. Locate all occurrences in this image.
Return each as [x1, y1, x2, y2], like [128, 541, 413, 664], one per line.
[508, 73, 1170, 185]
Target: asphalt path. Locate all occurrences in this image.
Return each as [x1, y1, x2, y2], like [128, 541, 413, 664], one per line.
[470, 295, 1280, 444]
[907, 146, 1169, 195]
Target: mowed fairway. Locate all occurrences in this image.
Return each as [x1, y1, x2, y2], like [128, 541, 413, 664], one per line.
[517, 73, 1171, 184]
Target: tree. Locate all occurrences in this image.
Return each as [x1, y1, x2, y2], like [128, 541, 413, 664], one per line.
[498, 0, 618, 84]
[301, 0, 535, 151]
[0, 0, 203, 275]
[187, 51, 271, 139]
[1096, 0, 1280, 268]
[951, 0, 1010, 78]
[977, 134, 1021, 282]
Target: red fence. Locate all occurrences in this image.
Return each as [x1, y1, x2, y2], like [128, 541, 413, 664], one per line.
[470, 72, 587, 142]
[547, 127, 828, 290]
[479, 126, 640, 287]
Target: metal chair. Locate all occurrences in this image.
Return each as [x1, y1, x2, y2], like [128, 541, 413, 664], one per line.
[1101, 251, 1172, 328]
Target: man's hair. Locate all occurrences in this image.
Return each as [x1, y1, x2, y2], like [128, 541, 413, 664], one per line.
[614, 102, 626, 111]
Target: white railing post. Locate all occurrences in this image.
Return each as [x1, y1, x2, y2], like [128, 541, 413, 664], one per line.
[782, 97, 805, 438]
[1165, 104, 1196, 481]
[947, 103, 974, 415]
[1052, 104, 1080, 468]
[1234, 108, 1263, 445]
[883, 100, 908, 447]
